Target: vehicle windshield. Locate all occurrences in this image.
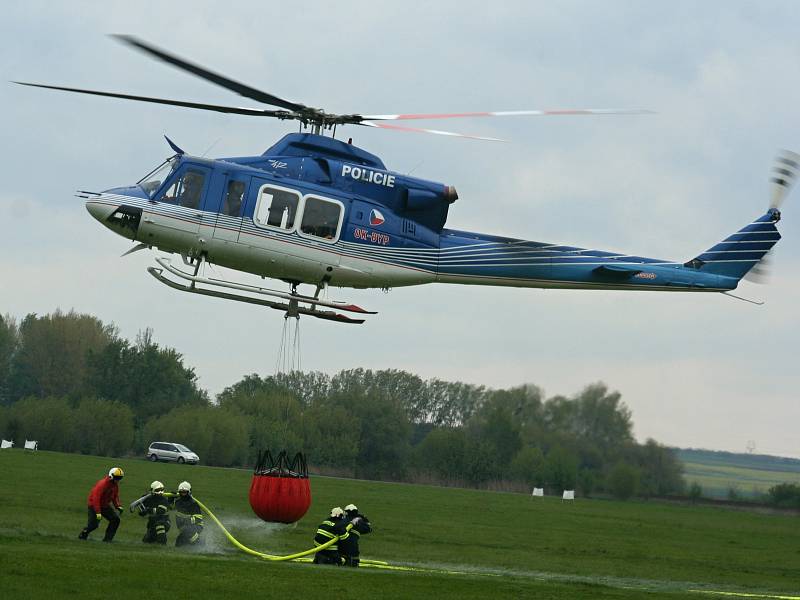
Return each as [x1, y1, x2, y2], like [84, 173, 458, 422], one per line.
[175, 444, 192, 453]
[138, 157, 178, 198]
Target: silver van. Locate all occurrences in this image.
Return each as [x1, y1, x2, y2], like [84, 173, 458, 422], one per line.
[147, 441, 199, 464]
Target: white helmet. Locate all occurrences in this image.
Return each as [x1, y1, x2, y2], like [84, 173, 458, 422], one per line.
[108, 467, 124, 480]
[150, 480, 165, 494]
[344, 503, 358, 512]
[178, 481, 191, 493]
[330, 507, 344, 518]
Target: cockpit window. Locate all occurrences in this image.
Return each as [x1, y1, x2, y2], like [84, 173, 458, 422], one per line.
[138, 158, 178, 199]
[159, 169, 206, 209]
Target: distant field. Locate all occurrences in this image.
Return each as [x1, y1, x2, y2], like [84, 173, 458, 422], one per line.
[1, 450, 799, 599]
[677, 449, 800, 499]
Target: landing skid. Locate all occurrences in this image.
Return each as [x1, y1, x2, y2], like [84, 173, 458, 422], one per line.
[147, 257, 375, 324]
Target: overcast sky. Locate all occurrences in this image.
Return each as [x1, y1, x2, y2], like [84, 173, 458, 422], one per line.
[2, 1, 799, 457]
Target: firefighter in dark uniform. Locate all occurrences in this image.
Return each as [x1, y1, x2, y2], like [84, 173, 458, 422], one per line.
[78, 467, 125, 542]
[312, 507, 352, 565]
[171, 481, 204, 547]
[138, 480, 171, 544]
[339, 503, 372, 567]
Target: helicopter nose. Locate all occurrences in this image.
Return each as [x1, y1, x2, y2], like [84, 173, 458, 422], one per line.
[85, 199, 143, 241]
[85, 199, 118, 222]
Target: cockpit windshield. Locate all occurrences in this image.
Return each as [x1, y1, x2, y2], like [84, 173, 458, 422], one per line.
[137, 157, 178, 198]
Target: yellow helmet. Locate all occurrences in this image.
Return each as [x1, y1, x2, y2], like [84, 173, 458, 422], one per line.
[108, 467, 124, 480]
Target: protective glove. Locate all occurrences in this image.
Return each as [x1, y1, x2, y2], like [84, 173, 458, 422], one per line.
[350, 516, 362, 526]
[116, 506, 123, 515]
[95, 513, 102, 521]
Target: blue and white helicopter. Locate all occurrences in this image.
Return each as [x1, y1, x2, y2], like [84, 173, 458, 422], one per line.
[16, 36, 797, 324]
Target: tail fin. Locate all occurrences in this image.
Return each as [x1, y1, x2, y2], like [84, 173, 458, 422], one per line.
[686, 210, 781, 279]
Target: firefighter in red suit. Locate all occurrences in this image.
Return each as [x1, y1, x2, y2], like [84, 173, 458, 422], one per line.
[78, 467, 124, 541]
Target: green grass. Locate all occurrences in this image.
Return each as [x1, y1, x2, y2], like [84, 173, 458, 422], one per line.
[1, 450, 799, 599]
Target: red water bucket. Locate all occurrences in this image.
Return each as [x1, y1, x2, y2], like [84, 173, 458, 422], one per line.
[248, 451, 311, 524]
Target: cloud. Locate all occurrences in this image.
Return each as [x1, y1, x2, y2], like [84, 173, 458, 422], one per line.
[2, 1, 799, 457]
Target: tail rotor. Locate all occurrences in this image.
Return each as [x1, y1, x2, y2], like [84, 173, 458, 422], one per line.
[744, 150, 799, 284]
[770, 149, 800, 214]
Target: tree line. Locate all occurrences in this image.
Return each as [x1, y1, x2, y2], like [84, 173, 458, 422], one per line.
[0, 310, 685, 499]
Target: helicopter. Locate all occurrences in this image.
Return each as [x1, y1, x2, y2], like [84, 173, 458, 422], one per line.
[14, 35, 797, 324]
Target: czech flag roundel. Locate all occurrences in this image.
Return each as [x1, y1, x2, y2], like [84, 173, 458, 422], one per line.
[369, 209, 385, 226]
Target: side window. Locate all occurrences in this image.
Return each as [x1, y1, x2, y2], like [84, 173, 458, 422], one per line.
[223, 180, 246, 216]
[152, 443, 164, 450]
[254, 185, 300, 230]
[159, 169, 206, 209]
[300, 196, 342, 241]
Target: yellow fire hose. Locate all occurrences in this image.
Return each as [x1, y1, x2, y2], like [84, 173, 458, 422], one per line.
[194, 497, 334, 561]
[190, 496, 388, 567]
[129, 494, 478, 575]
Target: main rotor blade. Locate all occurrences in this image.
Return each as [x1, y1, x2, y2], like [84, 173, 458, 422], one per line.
[12, 81, 290, 117]
[360, 108, 653, 121]
[360, 121, 506, 142]
[112, 34, 306, 112]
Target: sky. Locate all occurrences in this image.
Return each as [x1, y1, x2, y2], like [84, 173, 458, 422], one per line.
[2, 1, 799, 457]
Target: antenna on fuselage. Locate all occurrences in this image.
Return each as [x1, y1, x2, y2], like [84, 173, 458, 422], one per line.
[201, 137, 221, 158]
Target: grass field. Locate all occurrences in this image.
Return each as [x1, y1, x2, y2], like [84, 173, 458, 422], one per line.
[678, 450, 800, 499]
[1, 450, 799, 599]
